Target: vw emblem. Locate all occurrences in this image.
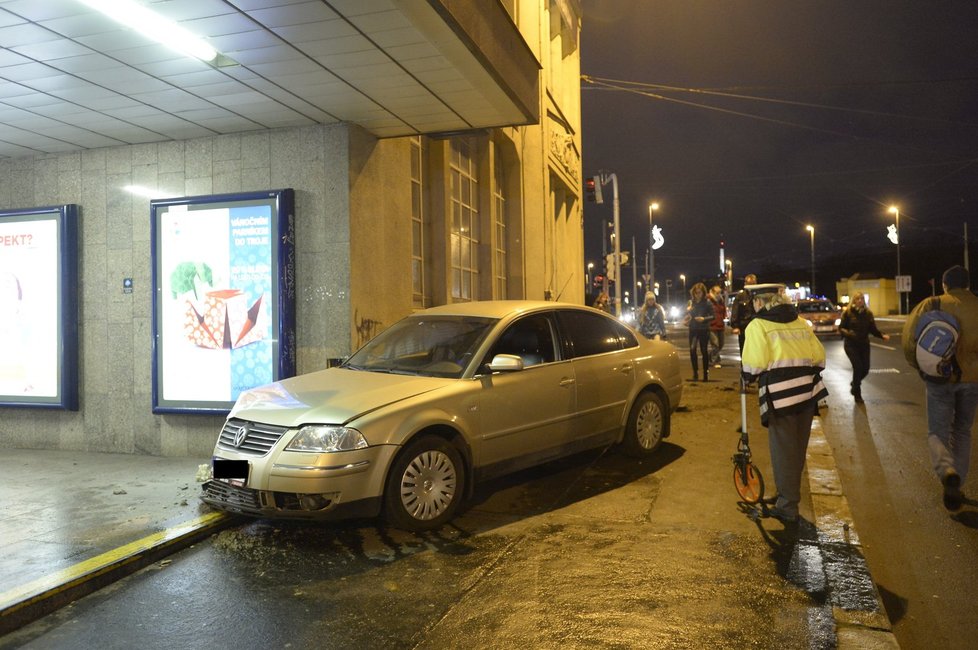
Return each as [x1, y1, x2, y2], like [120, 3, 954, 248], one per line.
[233, 422, 250, 448]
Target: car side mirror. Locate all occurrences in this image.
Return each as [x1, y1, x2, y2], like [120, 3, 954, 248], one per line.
[488, 354, 524, 373]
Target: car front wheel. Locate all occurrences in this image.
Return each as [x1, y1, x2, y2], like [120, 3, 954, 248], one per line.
[383, 435, 465, 531]
[622, 391, 666, 457]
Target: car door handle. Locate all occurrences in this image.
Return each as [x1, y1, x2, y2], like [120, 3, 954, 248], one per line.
[559, 377, 575, 387]
[618, 364, 633, 374]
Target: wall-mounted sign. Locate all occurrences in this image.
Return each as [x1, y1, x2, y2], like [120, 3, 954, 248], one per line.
[0, 205, 79, 410]
[151, 189, 295, 414]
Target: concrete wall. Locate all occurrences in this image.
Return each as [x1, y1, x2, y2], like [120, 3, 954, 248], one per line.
[0, 123, 366, 457]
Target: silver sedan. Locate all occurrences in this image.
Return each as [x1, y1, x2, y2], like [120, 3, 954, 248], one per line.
[202, 301, 683, 531]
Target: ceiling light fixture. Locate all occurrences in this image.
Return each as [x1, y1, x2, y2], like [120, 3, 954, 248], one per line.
[77, 0, 217, 62]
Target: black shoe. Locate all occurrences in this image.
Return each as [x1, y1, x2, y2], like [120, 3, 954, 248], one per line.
[943, 472, 964, 511]
[761, 494, 779, 505]
[768, 506, 799, 523]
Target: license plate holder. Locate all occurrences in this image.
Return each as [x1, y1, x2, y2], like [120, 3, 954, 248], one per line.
[213, 458, 249, 487]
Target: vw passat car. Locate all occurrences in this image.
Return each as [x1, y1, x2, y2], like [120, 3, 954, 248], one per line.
[202, 301, 683, 531]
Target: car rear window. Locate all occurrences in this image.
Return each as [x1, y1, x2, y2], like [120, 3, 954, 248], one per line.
[798, 301, 836, 313]
[556, 310, 625, 358]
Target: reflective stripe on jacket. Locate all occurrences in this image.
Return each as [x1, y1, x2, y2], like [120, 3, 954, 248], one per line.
[742, 308, 828, 426]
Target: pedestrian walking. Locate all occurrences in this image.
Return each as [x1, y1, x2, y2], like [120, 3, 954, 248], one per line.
[708, 284, 727, 367]
[742, 286, 828, 523]
[838, 291, 890, 403]
[730, 273, 758, 356]
[637, 291, 667, 340]
[902, 265, 978, 512]
[686, 282, 714, 381]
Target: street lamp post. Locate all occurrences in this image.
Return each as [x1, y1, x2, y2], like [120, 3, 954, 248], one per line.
[586, 262, 594, 295]
[679, 273, 686, 298]
[889, 205, 902, 314]
[806, 225, 815, 295]
[648, 202, 660, 290]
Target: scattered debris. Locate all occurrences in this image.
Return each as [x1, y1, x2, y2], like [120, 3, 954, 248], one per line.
[196, 464, 212, 482]
[113, 488, 127, 495]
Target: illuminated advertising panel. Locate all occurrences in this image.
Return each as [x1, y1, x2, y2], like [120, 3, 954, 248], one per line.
[151, 189, 295, 414]
[0, 205, 79, 410]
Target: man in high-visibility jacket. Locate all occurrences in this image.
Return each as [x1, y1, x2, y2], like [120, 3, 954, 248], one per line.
[742, 285, 828, 523]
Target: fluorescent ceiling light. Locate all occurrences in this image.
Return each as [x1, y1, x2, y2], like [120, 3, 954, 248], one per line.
[78, 0, 217, 62]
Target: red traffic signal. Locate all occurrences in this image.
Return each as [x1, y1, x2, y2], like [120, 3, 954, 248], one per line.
[585, 176, 604, 204]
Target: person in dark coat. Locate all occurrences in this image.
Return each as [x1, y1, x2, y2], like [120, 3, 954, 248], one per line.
[686, 282, 714, 381]
[729, 273, 757, 355]
[838, 291, 890, 403]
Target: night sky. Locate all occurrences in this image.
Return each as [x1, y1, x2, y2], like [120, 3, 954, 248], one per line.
[581, 0, 978, 301]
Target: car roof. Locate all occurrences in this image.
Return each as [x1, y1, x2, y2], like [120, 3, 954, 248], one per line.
[412, 300, 594, 320]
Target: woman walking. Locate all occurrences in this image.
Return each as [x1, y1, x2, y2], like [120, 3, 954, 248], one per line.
[638, 291, 667, 340]
[686, 282, 714, 381]
[839, 292, 889, 403]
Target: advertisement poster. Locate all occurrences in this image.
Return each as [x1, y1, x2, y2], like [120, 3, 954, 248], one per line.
[152, 190, 294, 414]
[0, 206, 78, 410]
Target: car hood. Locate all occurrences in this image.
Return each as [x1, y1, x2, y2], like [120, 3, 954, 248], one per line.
[228, 367, 450, 427]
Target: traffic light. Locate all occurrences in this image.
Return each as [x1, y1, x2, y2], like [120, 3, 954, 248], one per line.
[605, 253, 616, 282]
[585, 176, 604, 204]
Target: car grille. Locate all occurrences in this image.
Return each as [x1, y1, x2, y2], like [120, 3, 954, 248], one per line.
[217, 418, 289, 456]
[203, 480, 261, 512]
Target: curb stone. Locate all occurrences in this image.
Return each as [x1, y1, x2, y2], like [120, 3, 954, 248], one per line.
[807, 418, 901, 649]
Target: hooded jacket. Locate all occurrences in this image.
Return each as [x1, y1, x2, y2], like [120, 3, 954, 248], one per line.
[742, 303, 828, 426]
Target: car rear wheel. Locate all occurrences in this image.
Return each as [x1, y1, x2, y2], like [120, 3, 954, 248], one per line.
[622, 391, 666, 457]
[383, 435, 465, 531]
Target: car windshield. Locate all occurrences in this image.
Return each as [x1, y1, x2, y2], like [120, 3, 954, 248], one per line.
[343, 315, 497, 378]
[798, 301, 835, 313]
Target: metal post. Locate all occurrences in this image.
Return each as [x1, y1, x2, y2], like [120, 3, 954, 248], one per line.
[807, 225, 815, 295]
[631, 236, 638, 313]
[602, 172, 621, 317]
[896, 210, 902, 314]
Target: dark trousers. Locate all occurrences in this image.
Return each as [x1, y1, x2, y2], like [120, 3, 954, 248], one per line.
[844, 341, 871, 391]
[689, 329, 710, 377]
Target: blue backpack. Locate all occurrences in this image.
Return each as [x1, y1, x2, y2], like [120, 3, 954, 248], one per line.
[914, 298, 960, 382]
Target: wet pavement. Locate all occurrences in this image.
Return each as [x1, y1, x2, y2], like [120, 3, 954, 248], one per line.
[0, 358, 900, 648]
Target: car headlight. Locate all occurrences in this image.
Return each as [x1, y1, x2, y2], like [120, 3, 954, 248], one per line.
[286, 425, 368, 452]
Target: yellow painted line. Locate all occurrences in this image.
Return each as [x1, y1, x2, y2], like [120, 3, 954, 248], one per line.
[0, 511, 229, 616]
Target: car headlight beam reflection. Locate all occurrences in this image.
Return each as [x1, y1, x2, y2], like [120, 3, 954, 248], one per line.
[286, 425, 368, 452]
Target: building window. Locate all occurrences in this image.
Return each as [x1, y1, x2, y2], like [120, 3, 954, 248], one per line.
[410, 136, 426, 307]
[450, 138, 479, 301]
[493, 148, 507, 299]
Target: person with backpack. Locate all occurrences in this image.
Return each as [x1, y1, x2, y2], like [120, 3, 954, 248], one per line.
[839, 291, 890, 403]
[902, 265, 978, 512]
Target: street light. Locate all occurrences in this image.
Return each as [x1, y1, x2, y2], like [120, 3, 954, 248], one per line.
[586, 262, 594, 291]
[888, 205, 902, 314]
[647, 202, 660, 290]
[806, 225, 815, 295]
[679, 273, 686, 297]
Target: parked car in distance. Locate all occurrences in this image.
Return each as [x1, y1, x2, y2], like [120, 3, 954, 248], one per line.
[202, 300, 684, 531]
[794, 298, 842, 335]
